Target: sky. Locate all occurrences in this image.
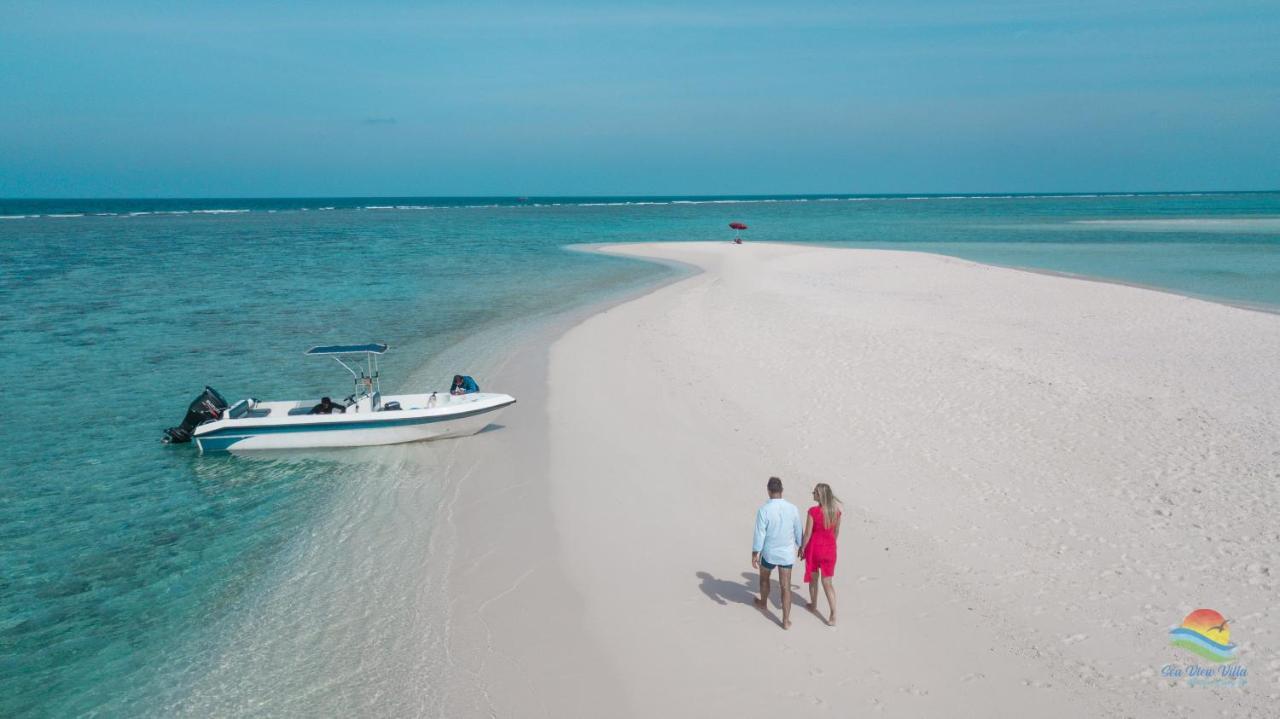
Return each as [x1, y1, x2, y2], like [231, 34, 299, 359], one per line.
[1, 0, 1277, 196]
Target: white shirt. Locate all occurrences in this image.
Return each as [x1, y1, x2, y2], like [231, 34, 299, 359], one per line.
[752, 498, 803, 566]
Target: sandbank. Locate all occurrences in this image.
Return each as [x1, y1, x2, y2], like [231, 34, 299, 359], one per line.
[447, 242, 1279, 717]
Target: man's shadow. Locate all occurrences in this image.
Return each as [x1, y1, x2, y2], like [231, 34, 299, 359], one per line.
[695, 571, 758, 606]
[696, 571, 802, 607]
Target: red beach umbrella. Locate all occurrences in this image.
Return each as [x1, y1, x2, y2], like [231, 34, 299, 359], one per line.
[728, 221, 748, 243]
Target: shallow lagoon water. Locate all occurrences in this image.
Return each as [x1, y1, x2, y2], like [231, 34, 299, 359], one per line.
[1, 192, 1276, 715]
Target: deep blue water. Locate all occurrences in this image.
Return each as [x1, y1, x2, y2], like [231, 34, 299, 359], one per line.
[1, 192, 1277, 716]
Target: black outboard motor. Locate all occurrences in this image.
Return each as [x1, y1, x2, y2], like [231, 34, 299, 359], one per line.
[163, 386, 229, 444]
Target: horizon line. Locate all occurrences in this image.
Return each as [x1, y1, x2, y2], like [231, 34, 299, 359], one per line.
[4, 189, 1279, 201]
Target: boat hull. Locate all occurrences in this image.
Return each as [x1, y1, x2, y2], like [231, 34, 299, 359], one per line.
[192, 394, 514, 453]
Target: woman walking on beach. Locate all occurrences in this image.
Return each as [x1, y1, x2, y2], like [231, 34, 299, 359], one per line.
[800, 483, 841, 625]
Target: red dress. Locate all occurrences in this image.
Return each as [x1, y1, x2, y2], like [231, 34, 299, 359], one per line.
[803, 505, 839, 583]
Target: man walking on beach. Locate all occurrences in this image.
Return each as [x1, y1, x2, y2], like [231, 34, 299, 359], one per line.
[752, 476, 803, 629]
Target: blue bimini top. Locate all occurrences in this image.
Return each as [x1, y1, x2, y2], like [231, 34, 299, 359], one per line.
[306, 343, 388, 355]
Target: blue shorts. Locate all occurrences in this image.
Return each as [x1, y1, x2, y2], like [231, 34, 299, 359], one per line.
[760, 558, 792, 570]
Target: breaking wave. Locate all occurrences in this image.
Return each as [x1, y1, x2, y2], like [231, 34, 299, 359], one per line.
[1072, 218, 1280, 233]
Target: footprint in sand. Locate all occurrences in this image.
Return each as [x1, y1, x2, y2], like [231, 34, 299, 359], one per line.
[1020, 679, 1053, 689]
[898, 685, 930, 696]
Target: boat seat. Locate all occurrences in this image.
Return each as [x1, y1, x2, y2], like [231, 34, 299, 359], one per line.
[286, 406, 348, 416]
[246, 408, 272, 418]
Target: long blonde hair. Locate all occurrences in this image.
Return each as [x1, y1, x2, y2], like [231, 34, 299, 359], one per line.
[814, 483, 841, 529]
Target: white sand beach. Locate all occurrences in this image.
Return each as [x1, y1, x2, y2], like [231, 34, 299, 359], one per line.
[444, 242, 1279, 717]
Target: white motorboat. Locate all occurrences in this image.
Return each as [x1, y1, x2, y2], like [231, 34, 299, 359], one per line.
[163, 343, 515, 453]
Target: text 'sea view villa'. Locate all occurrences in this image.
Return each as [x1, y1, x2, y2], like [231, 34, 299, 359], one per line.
[3, 2, 1278, 717]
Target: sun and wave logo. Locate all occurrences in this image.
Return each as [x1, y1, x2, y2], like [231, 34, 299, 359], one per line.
[1169, 608, 1237, 663]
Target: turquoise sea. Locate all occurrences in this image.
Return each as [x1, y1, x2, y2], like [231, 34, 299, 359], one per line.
[2, 192, 1278, 716]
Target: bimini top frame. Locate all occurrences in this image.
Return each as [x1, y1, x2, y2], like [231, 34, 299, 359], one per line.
[306, 343, 388, 356]
[305, 343, 388, 396]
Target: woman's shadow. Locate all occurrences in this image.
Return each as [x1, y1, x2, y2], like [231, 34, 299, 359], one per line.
[695, 571, 761, 607]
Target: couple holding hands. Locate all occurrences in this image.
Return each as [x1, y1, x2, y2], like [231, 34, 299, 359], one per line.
[750, 476, 840, 629]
